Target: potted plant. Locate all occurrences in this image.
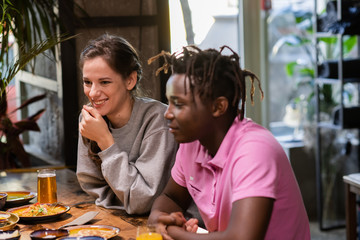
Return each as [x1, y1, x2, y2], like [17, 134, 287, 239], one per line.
[269, 2, 359, 227]
[0, 0, 73, 169]
[270, 4, 357, 124]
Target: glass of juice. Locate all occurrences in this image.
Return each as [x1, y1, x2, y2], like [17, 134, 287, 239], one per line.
[37, 169, 57, 203]
[136, 225, 162, 240]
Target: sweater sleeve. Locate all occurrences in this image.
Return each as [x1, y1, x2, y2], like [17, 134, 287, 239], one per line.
[99, 128, 176, 214]
[76, 106, 177, 215]
[77, 132, 112, 203]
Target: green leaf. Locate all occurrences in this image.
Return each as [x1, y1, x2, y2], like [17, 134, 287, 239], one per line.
[299, 68, 314, 77]
[318, 37, 337, 44]
[285, 61, 298, 76]
[343, 36, 357, 56]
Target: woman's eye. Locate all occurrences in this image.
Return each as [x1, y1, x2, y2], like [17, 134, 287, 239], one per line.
[83, 80, 91, 86]
[100, 81, 111, 85]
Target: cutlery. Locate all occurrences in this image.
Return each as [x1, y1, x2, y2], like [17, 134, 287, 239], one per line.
[59, 211, 99, 228]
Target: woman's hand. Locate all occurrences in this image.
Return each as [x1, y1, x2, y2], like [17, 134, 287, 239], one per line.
[79, 105, 114, 150]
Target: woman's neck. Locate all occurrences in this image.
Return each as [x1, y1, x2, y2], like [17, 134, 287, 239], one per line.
[108, 96, 135, 128]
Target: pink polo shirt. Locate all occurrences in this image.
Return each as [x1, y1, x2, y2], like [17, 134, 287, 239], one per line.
[171, 118, 310, 239]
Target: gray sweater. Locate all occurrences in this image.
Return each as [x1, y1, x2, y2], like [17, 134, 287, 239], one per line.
[76, 97, 177, 214]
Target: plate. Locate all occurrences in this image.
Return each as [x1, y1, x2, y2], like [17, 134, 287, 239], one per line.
[5, 191, 37, 207]
[6, 203, 70, 222]
[65, 225, 120, 239]
[0, 213, 19, 231]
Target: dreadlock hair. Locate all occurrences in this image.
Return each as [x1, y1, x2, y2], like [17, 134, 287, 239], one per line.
[79, 34, 143, 166]
[148, 45, 264, 120]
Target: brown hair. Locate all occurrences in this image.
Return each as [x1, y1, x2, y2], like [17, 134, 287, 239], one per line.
[148, 45, 264, 120]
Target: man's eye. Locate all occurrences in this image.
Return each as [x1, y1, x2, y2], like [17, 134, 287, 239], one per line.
[173, 101, 183, 108]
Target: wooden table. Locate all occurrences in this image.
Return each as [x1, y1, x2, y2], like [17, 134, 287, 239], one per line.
[0, 168, 147, 240]
[343, 173, 360, 240]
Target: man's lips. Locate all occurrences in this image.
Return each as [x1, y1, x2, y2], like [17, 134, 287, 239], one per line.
[168, 125, 178, 132]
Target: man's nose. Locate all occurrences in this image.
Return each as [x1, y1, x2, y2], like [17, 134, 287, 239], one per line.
[164, 105, 174, 120]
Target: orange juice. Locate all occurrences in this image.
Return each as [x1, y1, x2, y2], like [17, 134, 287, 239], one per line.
[37, 169, 57, 203]
[136, 232, 162, 240]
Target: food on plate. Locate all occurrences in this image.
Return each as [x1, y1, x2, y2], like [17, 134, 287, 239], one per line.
[68, 226, 118, 239]
[4, 192, 37, 207]
[30, 228, 69, 240]
[9, 203, 66, 217]
[75, 229, 116, 239]
[0, 229, 20, 240]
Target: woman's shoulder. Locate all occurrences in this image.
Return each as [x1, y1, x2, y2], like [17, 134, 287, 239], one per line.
[131, 97, 168, 129]
[135, 97, 167, 111]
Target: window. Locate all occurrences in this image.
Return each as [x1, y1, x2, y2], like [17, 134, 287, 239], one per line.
[169, 0, 240, 53]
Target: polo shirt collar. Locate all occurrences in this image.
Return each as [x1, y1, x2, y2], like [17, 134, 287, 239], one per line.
[196, 116, 247, 169]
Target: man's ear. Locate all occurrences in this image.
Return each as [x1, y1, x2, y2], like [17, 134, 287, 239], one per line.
[126, 71, 137, 90]
[212, 96, 229, 117]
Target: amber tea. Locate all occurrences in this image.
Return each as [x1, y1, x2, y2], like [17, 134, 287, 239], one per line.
[37, 169, 57, 203]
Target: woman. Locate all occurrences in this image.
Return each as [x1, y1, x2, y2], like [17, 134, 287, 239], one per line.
[76, 34, 177, 215]
[147, 45, 310, 239]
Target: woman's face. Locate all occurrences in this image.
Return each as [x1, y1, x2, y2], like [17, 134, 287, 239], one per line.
[164, 74, 214, 143]
[82, 56, 131, 118]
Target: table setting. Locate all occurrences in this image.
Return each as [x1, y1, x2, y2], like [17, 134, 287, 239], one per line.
[0, 168, 148, 240]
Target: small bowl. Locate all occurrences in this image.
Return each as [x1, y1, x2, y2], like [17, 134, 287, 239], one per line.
[30, 229, 69, 240]
[0, 193, 7, 210]
[0, 212, 11, 227]
[58, 237, 105, 240]
[0, 229, 20, 240]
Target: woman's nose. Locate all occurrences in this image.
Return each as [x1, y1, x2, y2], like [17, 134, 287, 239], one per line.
[89, 85, 100, 98]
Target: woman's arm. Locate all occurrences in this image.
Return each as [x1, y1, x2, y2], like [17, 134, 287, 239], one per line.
[77, 105, 178, 215]
[165, 197, 274, 240]
[99, 128, 177, 214]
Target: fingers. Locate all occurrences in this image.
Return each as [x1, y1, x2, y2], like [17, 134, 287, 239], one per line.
[157, 212, 186, 227]
[156, 223, 170, 240]
[170, 212, 187, 226]
[82, 105, 101, 118]
[185, 218, 199, 233]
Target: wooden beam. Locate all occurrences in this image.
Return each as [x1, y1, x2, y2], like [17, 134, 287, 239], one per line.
[75, 16, 158, 28]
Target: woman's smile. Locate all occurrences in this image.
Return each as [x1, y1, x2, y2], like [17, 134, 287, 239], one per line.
[92, 99, 108, 108]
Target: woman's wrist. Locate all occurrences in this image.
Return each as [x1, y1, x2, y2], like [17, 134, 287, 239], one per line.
[97, 134, 114, 151]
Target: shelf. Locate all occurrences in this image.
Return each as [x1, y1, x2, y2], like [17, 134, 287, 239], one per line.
[317, 106, 360, 129]
[316, 122, 342, 130]
[315, 32, 360, 38]
[332, 106, 360, 129]
[315, 77, 360, 84]
[317, 58, 360, 81]
[314, 0, 360, 231]
[315, 32, 342, 38]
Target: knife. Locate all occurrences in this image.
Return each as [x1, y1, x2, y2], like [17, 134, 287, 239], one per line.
[59, 211, 99, 228]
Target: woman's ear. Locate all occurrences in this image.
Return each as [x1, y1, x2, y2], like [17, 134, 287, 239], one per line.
[212, 96, 229, 117]
[126, 71, 137, 90]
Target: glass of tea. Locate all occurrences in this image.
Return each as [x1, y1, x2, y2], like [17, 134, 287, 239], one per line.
[37, 169, 57, 203]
